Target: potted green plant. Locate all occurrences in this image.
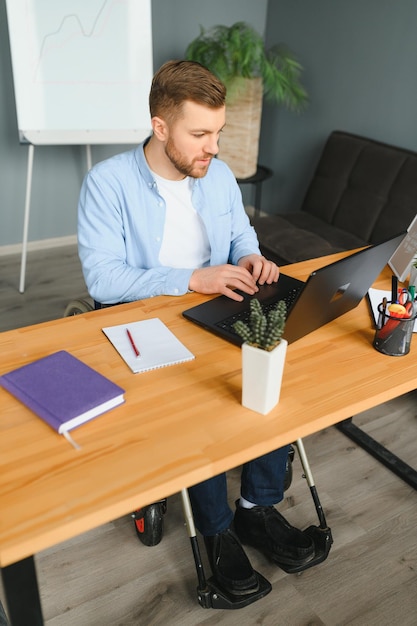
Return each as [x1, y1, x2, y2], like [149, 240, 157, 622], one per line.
[233, 299, 287, 414]
[185, 21, 308, 178]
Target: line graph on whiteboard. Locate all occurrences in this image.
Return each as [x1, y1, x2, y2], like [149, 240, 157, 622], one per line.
[5, 0, 153, 143]
[34, 1, 116, 82]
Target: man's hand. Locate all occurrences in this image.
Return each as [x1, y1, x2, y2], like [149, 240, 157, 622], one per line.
[238, 254, 280, 285]
[189, 264, 259, 302]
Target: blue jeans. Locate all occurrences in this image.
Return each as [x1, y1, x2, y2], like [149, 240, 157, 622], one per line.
[188, 445, 290, 536]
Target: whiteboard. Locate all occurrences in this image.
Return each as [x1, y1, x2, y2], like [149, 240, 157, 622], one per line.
[5, 0, 153, 145]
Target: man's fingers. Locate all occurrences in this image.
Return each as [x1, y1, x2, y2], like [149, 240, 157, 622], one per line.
[222, 286, 245, 302]
[238, 254, 280, 285]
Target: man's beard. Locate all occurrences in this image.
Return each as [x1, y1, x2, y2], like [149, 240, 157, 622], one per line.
[165, 137, 213, 178]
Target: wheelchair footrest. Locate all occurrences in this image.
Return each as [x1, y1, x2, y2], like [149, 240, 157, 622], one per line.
[276, 525, 333, 574]
[197, 571, 272, 610]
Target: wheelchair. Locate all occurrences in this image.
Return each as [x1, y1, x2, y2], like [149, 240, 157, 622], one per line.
[64, 298, 332, 608]
[63, 298, 95, 317]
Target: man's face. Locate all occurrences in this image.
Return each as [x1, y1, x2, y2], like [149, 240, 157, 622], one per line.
[165, 101, 226, 178]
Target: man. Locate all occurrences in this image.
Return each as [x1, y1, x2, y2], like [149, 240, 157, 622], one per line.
[78, 60, 314, 597]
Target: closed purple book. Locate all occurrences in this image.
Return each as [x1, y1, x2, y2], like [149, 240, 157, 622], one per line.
[0, 350, 125, 434]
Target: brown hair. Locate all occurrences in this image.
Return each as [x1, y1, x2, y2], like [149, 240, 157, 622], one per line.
[149, 60, 226, 123]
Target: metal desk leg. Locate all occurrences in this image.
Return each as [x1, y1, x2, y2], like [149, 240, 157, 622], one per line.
[336, 418, 417, 490]
[1, 557, 44, 626]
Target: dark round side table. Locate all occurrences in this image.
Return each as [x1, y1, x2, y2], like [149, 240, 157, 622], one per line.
[236, 164, 273, 215]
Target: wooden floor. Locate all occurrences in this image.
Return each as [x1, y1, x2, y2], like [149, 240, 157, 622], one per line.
[1, 246, 416, 625]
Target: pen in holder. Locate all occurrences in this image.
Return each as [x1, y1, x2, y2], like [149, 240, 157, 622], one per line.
[373, 300, 417, 356]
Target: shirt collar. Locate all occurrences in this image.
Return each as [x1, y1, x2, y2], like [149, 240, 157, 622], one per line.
[134, 138, 156, 188]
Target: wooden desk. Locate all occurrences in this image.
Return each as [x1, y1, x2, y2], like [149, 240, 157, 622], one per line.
[1, 252, 417, 624]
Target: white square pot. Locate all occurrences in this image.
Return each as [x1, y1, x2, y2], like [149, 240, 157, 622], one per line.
[241, 339, 288, 414]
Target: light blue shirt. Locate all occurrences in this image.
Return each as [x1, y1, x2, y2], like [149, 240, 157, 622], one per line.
[78, 140, 261, 304]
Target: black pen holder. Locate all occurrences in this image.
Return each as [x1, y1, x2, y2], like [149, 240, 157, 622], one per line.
[373, 301, 417, 356]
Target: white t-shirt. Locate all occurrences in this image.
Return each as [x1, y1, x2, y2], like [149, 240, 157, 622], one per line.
[154, 173, 211, 269]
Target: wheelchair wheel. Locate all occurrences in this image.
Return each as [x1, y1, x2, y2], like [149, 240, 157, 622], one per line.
[64, 299, 94, 317]
[132, 499, 167, 546]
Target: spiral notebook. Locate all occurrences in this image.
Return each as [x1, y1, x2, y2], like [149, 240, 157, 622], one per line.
[102, 317, 195, 373]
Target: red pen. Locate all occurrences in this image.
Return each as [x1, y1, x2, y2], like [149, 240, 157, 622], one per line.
[126, 328, 140, 357]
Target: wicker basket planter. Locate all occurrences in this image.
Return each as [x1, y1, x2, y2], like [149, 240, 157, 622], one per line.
[218, 78, 263, 179]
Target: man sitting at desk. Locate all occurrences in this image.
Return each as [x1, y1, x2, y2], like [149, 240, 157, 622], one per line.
[78, 60, 314, 598]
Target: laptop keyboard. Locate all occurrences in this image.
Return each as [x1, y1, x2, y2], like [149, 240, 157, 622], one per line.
[215, 286, 302, 335]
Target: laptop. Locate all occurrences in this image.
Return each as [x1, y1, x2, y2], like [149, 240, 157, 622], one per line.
[182, 232, 405, 345]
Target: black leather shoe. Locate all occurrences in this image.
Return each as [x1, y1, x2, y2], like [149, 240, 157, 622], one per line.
[234, 502, 314, 568]
[204, 527, 260, 596]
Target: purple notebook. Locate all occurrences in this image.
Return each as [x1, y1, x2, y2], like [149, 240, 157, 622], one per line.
[0, 350, 125, 434]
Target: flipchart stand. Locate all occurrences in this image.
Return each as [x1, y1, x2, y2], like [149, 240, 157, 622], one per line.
[19, 144, 92, 293]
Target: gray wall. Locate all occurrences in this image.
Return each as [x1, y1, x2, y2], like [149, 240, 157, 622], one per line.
[260, 0, 417, 214]
[1, 0, 417, 247]
[0, 0, 267, 247]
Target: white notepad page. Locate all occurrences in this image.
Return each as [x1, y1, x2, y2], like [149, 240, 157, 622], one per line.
[102, 318, 195, 373]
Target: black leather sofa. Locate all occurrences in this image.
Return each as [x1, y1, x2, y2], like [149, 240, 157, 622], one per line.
[253, 130, 417, 265]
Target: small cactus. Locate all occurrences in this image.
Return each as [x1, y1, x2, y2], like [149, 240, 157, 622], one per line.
[233, 298, 286, 351]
